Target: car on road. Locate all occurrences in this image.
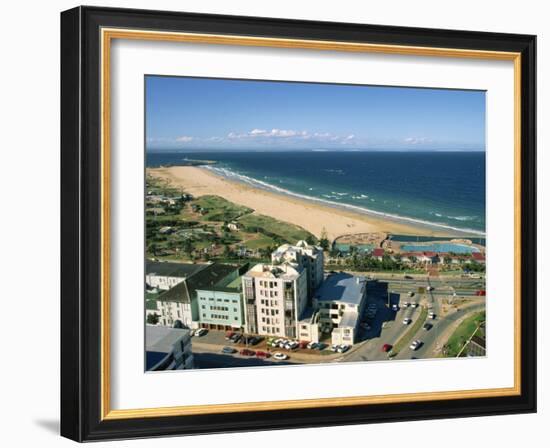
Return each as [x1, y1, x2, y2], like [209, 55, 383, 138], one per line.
[404, 275, 413, 279]
[427, 286, 434, 291]
[381, 343, 393, 352]
[273, 352, 288, 360]
[408, 291, 415, 297]
[410, 301, 418, 308]
[428, 312, 436, 319]
[402, 317, 412, 325]
[194, 328, 208, 337]
[409, 340, 423, 350]
[240, 348, 256, 356]
[423, 323, 433, 331]
[221, 346, 236, 354]
[402, 301, 410, 308]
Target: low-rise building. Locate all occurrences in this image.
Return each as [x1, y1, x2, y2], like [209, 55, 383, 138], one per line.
[155, 263, 241, 328]
[146, 326, 194, 371]
[242, 263, 308, 339]
[196, 266, 248, 331]
[312, 273, 367, 346]
[146, 261, 207, 291]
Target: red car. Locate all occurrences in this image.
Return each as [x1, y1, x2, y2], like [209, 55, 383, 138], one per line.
[299, 341, 309, 349]
[240, 348, 256, 356]
[255, 350, 270, 359]
[381, 344, 393, 352]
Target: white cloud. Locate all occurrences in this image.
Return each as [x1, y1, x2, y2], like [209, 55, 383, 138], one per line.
[404, 136, 431, 145]
[175, 135, 194, 143]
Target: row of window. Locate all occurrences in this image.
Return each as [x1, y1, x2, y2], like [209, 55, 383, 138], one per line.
[261, 317, 280, 325]
[199, 296, 239, 304]
[202, 313, 239, 321]
[258, 289, 278, 298]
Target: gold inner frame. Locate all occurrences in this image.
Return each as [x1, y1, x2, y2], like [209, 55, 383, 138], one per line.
[100, 27, 522, 420]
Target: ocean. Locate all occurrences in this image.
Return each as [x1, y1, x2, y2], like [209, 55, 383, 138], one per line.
[146, 151, 486, 235]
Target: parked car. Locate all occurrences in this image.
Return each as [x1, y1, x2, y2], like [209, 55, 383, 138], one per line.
[409, 340, 423, 350]
[337, 345, 350, 353]
[194, 328, 208, 337]
[404, 275, 413, 279]
[381, 343, 393, 352]
[402, 317, 412, 325]
[222, 346, 236, 354]
[299, 341, 309, 349]
[306, 341, 317, 349]
[230, 333, 242, 343]
[224, 331, 234, 340]
[423, 323, 433, 331]
[240, 348, 256, 356]
[316, 343, 327, 351]
[408, 291, 415, 297]
[255, 350, 270, 359]
[273, 352, 288, 360]
[331, 344, 339, 352]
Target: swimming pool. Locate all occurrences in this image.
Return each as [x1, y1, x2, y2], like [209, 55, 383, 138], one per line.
[400, 243, 480, 254]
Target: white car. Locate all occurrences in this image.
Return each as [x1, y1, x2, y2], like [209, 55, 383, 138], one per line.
[306, 341, 317, 349]
[428, 312, 436, 319]
[410, 302, 418, 308]
[408, 291, 414, 297]
[402, 317, 412, 325]
[402, 302, 410, 308]
[331, 344, 339, 352]
[409, 340, 422, 350]
[427, 286, 434, 291]
[337, 345, 350, 353]
[194, 328, 207, 337]
[273, 352, 288, 360]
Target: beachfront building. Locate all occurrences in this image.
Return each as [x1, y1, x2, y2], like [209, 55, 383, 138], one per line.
[155, 263, 242, 329]
[146, 261, 206, 291]
[146, 326, 194, 371]
[242, 263, 308, 339]
[196, 273, 246, 331]
[271, 240, 324, 300]
[312, 273, 367, 346]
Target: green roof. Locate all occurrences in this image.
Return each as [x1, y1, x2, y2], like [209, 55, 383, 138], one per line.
[156, 263, 240, 303]
[146, 261, 207, 278]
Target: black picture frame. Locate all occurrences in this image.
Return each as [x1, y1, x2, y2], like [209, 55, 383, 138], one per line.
[61, 5, 536, 442]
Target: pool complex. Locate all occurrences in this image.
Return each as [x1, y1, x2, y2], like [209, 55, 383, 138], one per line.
[400, 243, 480, 254]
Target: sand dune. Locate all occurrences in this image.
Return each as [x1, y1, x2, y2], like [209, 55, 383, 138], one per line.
[148, 166, 448, 240]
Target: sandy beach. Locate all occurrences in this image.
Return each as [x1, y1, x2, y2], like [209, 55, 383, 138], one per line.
[148, 166, 450, 240]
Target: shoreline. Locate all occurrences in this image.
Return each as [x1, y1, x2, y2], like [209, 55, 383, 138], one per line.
[147, 166, 477, 240]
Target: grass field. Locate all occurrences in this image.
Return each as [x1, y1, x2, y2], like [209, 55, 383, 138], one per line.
[194, 195, 252, 222]
[444, 311, 486, 357]
[238, 214, 313, 244]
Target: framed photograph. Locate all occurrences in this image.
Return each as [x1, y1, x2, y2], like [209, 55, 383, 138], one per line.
[60, 6, 536, 442]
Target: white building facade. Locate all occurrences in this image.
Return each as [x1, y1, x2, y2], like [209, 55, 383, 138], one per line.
[242, 263, 308, 339]
[271, 240, 324, 300]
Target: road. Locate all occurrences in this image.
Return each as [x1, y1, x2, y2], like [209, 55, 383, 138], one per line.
[395, 301, 486, 360]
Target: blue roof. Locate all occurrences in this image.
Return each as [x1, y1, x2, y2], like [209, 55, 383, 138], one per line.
[314, 273, 366, 305]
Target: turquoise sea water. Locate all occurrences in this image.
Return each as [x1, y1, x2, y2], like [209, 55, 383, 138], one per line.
[147, 151, 486, 235]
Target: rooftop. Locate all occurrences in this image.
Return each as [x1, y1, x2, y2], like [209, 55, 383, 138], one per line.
[157, 263, 240, 302]
[146, 261, 207, 278]
[314, 273, 366, 305]
[145, 326, 191, 370]
[245, 262, 304, 280]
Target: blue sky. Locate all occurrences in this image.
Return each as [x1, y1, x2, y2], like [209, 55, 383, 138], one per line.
[145, 76, 486, 151]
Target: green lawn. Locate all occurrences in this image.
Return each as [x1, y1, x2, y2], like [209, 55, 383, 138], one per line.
[444, 311, 486, 357]
[238, 214, 314, 244]
[193, 195, 253, 222]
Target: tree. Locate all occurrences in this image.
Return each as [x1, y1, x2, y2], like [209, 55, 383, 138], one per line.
[319, 227, 330, 251]
[305, 235, 316, 245]
[146, 313, 159, 325]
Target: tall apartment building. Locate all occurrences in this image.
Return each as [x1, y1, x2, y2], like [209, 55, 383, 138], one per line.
[271, 240, 324, 300]
[145, 326, 194, 371]
[242, 263, 308, 339]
